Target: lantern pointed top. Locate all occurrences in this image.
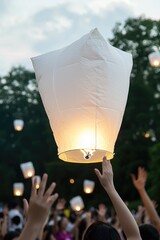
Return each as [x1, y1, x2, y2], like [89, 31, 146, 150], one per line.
[31, 28, 133, 163]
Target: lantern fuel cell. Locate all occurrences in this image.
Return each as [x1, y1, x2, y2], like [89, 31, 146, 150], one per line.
[31, 28, 133, 163]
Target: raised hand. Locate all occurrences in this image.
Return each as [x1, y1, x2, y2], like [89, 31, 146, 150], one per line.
[24, 173, 58, 229]
[94, 156, 114, 192]
[131, 167, 147, 192]
[18, 173, 59, 240]
[56, 198, 66, 211]
[93, 156, 142, 240]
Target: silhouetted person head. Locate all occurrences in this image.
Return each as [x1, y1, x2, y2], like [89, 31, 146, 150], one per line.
[139, 224, 159, 240]
[83, 221, 121, 240]
[4, 231, 20, 240]
[11, 215, 21, 225]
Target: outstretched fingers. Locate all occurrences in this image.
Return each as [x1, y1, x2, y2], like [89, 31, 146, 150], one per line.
[31, 177, 38, 197]
[47, 193, 59, 206]
[130, 173, 136, 183]
[23, 198, 29, 219]
[38, 173, 48, 197]
[94, 168, 102, 180]
[44, 182, 56, 201]
[102, 156, 107, 174]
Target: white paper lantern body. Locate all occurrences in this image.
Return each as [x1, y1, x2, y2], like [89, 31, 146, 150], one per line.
[13, 119, 24, 131]
[83, 179, 95, 194]
[20, 162, 35, 179]
[32, 175, 41, 189]
[148, 51, 160, 67]
[70, 196, 84, 212]
[31, 28, 132, 163]
[13, 183, 24, 196]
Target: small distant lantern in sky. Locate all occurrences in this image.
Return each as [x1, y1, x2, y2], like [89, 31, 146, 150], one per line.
[70, 196, 84, 212]
[148, 51, 160, 67]
[20, 162, 35, 179]
[83, 179, 95, 194]
[69, 178, 75, 184]
[13, 119, 24, 131]
[31, 28, 132, 163]
[13, 183, 24, 196]
[32, 175, 41, 189]
[144, 129, 156, 142]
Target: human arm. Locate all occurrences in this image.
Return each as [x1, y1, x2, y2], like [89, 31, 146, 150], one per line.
[131, 167, 160, 233]
[95, 157, 141, 240]
[18, 173, 58, 240]
[0, 205, 8, 237]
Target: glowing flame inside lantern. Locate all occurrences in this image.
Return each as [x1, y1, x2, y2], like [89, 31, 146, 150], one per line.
[15, 190, 21, 196]
[153, 60, 160, 67]
[27, 171, 33, 177]
[75, 206, 81, 211]
[85, 187, 92, 194]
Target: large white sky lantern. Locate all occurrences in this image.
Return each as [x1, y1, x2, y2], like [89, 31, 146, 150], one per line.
[31, 28, 133, 163]
[20, 162, 35, 178]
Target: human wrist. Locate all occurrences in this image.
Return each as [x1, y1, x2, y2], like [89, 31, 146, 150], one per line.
[104, 184, 116, 194]
[25, 219, 43, 231]
[137, 187, 145, 194]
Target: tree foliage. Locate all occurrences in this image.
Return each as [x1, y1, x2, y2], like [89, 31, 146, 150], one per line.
[110, 17, 160, 201]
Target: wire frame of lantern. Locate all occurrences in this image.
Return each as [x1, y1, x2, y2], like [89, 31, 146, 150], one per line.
[83, 179, 95, 194]
[13, 183, 24, 196]
[70, 196, 84, 212]
[20, 162, 35, 179]
[31, 28, 133, 163]
[32, 175, 41, 189]
[148, 51, 160, 67]
[13, 119, 24, 131]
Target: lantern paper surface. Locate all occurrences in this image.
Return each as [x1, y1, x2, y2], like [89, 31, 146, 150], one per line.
[70, 196, 84, 211]
[31, 28, 132, 163]
[83, 179, 95, 194]
[13, 183, 24, 196]
[20, 162, 35, 178]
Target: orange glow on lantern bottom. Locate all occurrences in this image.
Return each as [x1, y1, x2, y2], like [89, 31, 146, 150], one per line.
[15, 126, 22, 131]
